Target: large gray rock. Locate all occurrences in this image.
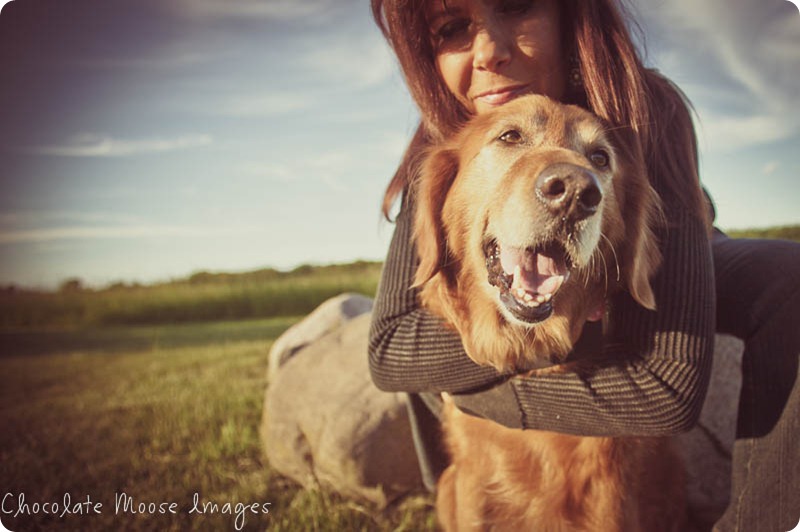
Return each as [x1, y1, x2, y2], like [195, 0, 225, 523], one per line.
[678, 334, 743, 529]
[263, 292, 743, 521]
[267, 292, 373, 381]
[261, 312, 423, 506]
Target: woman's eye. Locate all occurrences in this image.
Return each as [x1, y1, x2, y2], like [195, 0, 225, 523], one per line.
[497, 0, 535, 16]
[590, 149, 610, 168]
[499, 130, 524, 144]
[433, 18, 470, 43]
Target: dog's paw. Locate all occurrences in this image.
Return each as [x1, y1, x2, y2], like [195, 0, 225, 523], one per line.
[440, 392, 462, 417]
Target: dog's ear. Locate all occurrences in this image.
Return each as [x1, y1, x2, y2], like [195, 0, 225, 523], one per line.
[412, 145, 459, 288]
[613, 128, 664, 310]
[625, 182, 662, 310]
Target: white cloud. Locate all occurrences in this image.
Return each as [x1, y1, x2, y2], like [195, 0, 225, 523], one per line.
[0, 226, 190, 244]
[300, 37, 396, 89]
[174, 0, 336, 21]
[638, 0, 800, 151]
[238, 150, 355, 189]
[238, 131, 408, 190]
[0, 208, 269, 245]
[694, 111, 796, 152]
[72, 49, 228, 70]
[0, 223, 259, 245]
[28, 133, 213, 157]
[0, 211, 141, 228]
[762, 161, 780, 175]
[206, 38, 398, 116]
[215, 92, 315, 116]
[239, 162, 297, 182]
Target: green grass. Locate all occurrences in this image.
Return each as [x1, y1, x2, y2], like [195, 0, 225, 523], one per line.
[0, 261, 383, 330]
[0, 317, 302, 357]
[724, 224, 800, 242]
[0, 319, 435, 531]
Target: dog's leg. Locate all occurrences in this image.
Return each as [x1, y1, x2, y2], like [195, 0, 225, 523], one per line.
[438, 394, 493, 531]
[637, 439, 688, 532]
[436, 465, 459, 531]
[437, 394, 464, 532]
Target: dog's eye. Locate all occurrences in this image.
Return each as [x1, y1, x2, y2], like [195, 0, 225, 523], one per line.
[589, 149, 610, 168]
[498, 130, 523, 144]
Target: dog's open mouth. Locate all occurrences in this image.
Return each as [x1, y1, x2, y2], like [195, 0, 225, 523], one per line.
[484, 239, 571, 324]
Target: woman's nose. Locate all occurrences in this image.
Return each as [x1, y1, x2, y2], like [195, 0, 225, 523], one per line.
[472, 23, 511, 71]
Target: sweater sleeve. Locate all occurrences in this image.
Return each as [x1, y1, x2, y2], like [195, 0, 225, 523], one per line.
[368, 193, 507, 393]
[509, 205, 715, 436]
[368, 192, 715, 437]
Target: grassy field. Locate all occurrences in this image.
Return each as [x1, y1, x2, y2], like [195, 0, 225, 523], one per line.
[3, 228, 798, 532]
[725, 224, 800, 242]
[0, 261, 383, 330]
[0, 318, 436, 531]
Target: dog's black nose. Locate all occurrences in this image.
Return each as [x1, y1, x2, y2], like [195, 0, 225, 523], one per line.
[535, 163, 602, 221]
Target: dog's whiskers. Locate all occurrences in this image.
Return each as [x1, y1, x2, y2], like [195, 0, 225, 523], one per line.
[595, 247, 609, 295]
[586, 253, 597, 289]
[599, 233, 621, 284]
[523, 326, 535, 345]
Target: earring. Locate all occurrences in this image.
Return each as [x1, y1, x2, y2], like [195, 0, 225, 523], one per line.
[569, 51, 583, 90]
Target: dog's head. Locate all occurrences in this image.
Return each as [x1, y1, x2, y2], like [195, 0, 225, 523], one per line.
[412, 95, 662, 371]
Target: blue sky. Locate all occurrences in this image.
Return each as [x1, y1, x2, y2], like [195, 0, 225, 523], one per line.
[0, 0, 798, 289]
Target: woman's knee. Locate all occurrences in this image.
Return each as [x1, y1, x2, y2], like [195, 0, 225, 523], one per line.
[713, 233, 800, 338]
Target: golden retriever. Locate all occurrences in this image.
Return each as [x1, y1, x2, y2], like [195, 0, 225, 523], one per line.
[412, 95, 686, 531]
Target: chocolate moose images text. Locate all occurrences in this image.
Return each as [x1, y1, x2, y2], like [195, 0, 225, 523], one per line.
[2, 492, 272, 530]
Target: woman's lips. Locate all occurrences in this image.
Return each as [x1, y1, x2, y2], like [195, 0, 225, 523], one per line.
[473, 84, 531, 106]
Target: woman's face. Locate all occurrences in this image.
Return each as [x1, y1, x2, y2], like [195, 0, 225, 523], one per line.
[427, 0, 567, 116]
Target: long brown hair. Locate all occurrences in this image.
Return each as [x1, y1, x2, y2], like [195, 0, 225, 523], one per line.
[372, 0, 708, 223]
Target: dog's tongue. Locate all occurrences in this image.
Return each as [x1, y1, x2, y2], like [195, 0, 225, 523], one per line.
[499, 245, 567, 296]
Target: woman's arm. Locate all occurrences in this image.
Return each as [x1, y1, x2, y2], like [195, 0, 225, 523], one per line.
[369, 192, 715, 437]
[368, 193, 507, 393]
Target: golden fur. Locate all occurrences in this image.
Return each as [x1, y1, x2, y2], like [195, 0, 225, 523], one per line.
[412, 95, 685, 531]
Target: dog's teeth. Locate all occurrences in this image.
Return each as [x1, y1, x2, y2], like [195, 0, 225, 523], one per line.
[543, 293, 552, 302]
[536, 295, 546, 304]
[512, 265, 523, 291]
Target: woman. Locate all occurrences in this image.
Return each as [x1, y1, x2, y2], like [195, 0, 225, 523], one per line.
[367, 1, 800, 530]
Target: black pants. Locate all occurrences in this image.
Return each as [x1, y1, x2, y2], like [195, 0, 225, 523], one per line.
[712, 231, 800, 532]
[407, 231, 800, 531]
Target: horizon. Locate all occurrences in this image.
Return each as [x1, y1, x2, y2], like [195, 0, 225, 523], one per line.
[1, 0, 799, 290]
[6, 224, 800, 292]
[8, 257, 386, 292]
